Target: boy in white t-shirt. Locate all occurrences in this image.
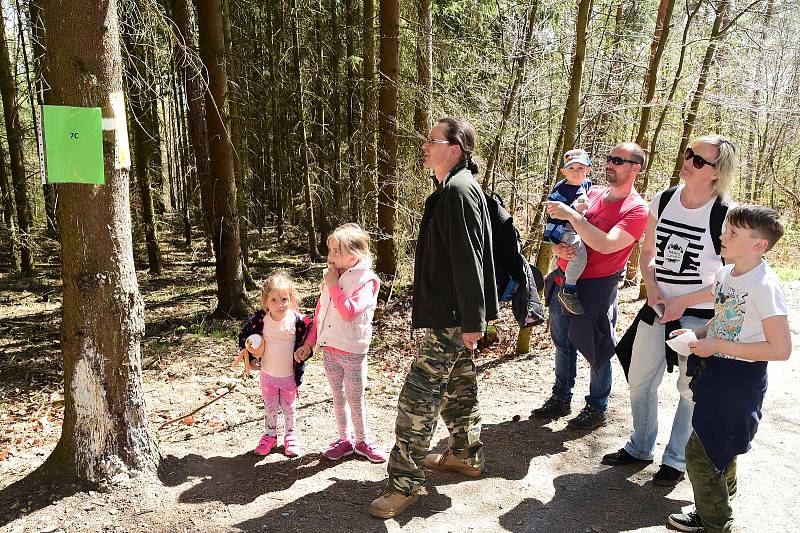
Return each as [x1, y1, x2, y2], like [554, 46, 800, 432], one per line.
[666, 205, 792, 533]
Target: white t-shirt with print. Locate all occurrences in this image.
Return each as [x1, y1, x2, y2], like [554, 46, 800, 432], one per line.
[261, 312, 296, 378]
[649, 185, 730, 309]
[707, 262, 788, 361]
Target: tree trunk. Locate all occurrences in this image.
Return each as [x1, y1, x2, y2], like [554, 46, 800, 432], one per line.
[362, 0, 378, 229]
[625, 0, 675, 289]
[173, 0, 214, 257]
[645, 0, 702, 176]
[345, 0, 359, 222]
[122, 31, 163, 275]
[197, 0, 250, 317]
[27, 0, 58, 238]
[38, 0, 159, 483]
[536, 0, 590, 276]
[634, 0, 676, 151]
[483, 2, 537, 191]
[669, 0, 730, 185]
[375, 0, 399, 275]
[0, 3, 33, 274]
[413, 0, 432, 143]
[221, 0, 256, 290]
[0, 138, 19, 270]
[330, 0, 343, 217]
[559, 0, 590, 157]
[290, 0, 321, 261]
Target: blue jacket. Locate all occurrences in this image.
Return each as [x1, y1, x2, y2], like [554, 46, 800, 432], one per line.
[689, 356, 768, 472]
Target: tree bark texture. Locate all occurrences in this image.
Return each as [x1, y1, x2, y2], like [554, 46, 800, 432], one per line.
[290, 0, 320, 261]
[483, 2, 537, 191]
[635, 0, 676, 152]
[376, 0, 400, 275]
[39, 0, 159, 483]
[669, 0, 730, 184]
[362, 0, 378, 229]
[413, 0, 432, 143]
[0, 4, 34, 273]
[173, 0, 214, 254]
[122, 30, 163, 275]
[197, 0, 250, 317]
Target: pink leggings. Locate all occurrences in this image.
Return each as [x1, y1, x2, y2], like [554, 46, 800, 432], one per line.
[259, 373, 297, 437]
[322, 349, 369, 442]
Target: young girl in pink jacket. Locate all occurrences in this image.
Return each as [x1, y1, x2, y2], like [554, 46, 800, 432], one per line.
[294, 223, 387, 462]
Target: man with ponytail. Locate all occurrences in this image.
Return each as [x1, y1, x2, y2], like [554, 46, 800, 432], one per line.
[370, 117, 498, 518]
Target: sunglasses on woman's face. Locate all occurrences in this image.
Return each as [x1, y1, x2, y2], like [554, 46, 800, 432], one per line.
[684, 147, 716, 169]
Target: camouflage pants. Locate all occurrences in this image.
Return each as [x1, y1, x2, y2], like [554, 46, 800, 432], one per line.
[387, 327, 483, 495]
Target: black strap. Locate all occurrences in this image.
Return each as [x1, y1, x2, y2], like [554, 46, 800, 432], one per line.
[657, 185, 729, 256]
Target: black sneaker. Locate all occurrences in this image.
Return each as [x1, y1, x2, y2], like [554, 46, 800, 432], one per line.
[557, 290, 585, 315]
[601, 448, 653, 466]
[532, 396, 571, 418]
[567, 405, 606, 430]
[667, 509, 704, 531]
[654, 464, 685, 486]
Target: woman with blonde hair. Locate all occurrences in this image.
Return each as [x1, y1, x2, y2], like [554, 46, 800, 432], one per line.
[603, 134, 738, 487]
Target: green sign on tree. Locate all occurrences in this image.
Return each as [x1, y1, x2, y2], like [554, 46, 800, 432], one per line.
[38, 105, 105, 184]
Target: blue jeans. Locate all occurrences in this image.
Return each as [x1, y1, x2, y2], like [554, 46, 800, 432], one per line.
[623, 315, 708, 471]
[549, 284, 613, 411]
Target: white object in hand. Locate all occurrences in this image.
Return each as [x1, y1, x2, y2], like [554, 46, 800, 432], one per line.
[666, 330, 697, 356]
[246, 334, 263, 350]
[652, 303, 665, 319]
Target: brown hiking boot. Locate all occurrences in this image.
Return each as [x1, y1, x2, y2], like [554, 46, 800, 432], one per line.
[423, 449, 481, 478]
[369, 490, 419, 518]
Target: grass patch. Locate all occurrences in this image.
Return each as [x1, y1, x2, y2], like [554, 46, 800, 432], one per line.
[772, 265, 800, 283]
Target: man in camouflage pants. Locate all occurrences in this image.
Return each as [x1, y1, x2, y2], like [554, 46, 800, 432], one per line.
[387, 328, 484, 494]
[370, 117, 498, 518]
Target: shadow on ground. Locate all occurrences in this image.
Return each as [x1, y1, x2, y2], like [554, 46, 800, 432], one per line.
[498, 466, 691, 532]
[0, 468, 84, 527]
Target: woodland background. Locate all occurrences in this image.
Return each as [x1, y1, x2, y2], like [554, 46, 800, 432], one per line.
[0, 0, 798, 497]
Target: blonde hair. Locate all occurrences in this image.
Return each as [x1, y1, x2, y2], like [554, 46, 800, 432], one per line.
[328, 223, 372, 263]
[691, 134, 737, 194]
[259, 270, 299, 311]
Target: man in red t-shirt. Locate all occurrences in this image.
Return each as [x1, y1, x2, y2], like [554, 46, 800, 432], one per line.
[533, 142, 649, 430]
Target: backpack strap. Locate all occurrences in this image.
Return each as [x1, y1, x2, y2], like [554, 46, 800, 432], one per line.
[709, 195, 730, 256]
[657, 185, 679, 220]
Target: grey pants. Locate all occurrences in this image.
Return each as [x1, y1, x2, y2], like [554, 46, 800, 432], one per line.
[561, 224, 587, 286]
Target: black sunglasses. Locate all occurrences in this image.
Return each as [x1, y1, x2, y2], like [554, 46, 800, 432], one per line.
[606, 155, 641, 166]
[684, 147, 716, 169]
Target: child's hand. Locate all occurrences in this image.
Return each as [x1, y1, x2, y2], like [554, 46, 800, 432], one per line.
[324, 265, 340, 288]
[574, 196, 589, 214]
[294, 345, 312, 362]
[688, 338, 718, 357]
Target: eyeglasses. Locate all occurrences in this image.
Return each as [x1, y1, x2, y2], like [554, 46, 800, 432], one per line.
[607, 155, 641, 166]
[684, 147, 716, 169]
[425, 137, 451, 145]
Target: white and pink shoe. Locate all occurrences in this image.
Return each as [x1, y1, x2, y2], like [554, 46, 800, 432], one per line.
[284, 434, 301, 457]
[354, 441, 387, 463]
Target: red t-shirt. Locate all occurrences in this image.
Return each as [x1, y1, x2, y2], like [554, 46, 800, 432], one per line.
[557, 186, 648, 279]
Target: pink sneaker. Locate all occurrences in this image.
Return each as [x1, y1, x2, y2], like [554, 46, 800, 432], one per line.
[322, 439, 354, 460]
[254, 434, 277, 456]
[284, 434, 301, 457]
[354, 441, 387, 463]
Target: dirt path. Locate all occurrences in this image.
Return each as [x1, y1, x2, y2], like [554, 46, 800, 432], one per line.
[1, 268, 798, 532]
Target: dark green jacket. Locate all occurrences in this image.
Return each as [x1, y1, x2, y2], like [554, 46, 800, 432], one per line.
[411, 165, 499, 332]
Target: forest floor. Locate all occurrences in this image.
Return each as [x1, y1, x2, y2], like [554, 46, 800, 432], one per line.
[0, 226, 798, 533]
